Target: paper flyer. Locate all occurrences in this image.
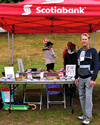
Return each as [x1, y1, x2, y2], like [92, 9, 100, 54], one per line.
[66, 65, 76, 76]
[59, 68, 64, 77]
[27, 69, 32, 79]
[4, 67, 15, 78]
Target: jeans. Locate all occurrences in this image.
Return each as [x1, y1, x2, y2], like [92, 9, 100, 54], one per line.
[78, 76, 94, 118]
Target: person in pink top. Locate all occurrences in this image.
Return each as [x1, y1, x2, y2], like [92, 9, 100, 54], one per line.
[43, 41, 56, 71]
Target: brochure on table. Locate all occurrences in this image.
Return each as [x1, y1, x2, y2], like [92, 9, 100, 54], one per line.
[4, 67, 15, 79]
[27, 69, 32, 79]
[66, 65, 76, 77]
[58, 68, 64, 77]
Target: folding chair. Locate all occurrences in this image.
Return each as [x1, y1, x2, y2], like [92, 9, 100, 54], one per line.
[23, 87, 42, 110]
[46, 84, 66, 109]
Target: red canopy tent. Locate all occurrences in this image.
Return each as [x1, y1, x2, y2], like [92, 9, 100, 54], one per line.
[0, 0, 100, 65]
[0, 0, 100, 33]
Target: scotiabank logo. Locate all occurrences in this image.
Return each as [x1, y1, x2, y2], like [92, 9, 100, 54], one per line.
[22, 5, 32, 15]
[36, 7, 86, 13]
[22, 5, 86, 15]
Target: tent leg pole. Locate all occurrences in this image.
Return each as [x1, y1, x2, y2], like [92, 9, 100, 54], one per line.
[12, 33, 14, 66]
[94, 32, 95, 47]
[8, 32, 11, 66]
[90, 33, 92, 47]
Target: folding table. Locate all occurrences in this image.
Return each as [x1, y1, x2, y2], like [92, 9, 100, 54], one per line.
[0, 79, 75, 113]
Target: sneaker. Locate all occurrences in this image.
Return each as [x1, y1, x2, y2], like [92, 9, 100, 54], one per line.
[78, 115, 85, 120]
[82, 118, 90, 125]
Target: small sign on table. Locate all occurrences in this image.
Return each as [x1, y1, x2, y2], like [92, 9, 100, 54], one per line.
[59, 68, 64, 77]
[66, 65, 76, 77]
[27, 69, 32, 79]
[4, 67, 14, 79]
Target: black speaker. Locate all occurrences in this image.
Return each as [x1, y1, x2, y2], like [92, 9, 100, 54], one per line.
[2, 72, 5, 76]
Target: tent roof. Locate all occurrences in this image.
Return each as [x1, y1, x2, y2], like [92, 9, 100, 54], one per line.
[0, 0, 100, 33]
[18, 0, 100, 5]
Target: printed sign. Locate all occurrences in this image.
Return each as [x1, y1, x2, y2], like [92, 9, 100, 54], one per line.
[22, 5, 86, 15]
[4, 92, 13, 102]
[66, 65, 76, 76]
[59, 68, 64, 77]
[27, 69, 32, 79]
[4, 92, 10, 102]
[4, 67, 14, 78]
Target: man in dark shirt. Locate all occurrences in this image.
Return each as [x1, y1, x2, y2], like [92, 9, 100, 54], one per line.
[75, 33, 99, 125]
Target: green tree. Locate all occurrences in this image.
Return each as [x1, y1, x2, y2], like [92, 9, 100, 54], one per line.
[0, 0, 24, 3]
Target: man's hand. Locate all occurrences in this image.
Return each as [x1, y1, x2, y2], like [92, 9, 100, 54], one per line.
[75, 79, 78, 86]
[90, 80, 95, 86]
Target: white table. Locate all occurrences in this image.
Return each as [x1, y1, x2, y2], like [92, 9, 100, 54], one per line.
[0, 78, 75, 113]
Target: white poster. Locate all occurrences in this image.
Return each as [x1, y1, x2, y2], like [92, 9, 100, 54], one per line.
[4, 92, 13, 102]
[66, 65, 76, 76]
[4, 92, 10, 102]
[4, 67, 14, 78]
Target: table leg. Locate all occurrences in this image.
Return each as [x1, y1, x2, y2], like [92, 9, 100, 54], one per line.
[70, 84, 72, 106]
[23, 83, 26, 103]
[47, 93, 49, 109]
[9, 84, 11, 113]
[70, 84, 74, 114]
[72, 97, 74, 114]
[64, 85, 66, 108]
[25, 84, 26, 90]
[13, 84, 15, 103]
[14, 84, 19, 90]
[41, 84, 43, 105]
[41, 84, 43, 89]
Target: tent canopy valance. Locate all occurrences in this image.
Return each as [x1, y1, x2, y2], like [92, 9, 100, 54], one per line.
[0, 0, 100, 33]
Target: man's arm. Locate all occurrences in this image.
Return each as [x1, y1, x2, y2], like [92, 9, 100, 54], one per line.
[91, 48, 99, 81]
[75, 52, 79, 80]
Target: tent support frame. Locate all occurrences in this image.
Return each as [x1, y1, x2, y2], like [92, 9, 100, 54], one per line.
[94, 31, 96, 47]
[8, 32, 11, 66]
[8, 26, 14, 66]
[12, 33, 14, 66]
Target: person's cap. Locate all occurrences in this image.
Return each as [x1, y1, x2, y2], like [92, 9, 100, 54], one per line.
[67, 42, 72, 49]
[67, 42, 72, 45]
[46, 41, 53, 46]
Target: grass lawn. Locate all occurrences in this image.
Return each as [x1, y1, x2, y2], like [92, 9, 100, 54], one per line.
[0, 85, 100, 125]
[0, 32, 100, 125]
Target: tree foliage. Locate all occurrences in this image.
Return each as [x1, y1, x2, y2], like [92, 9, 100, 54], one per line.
[0, 0, 24, 3]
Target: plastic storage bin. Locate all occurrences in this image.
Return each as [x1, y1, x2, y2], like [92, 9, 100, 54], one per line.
[1, 87, 15, 107]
